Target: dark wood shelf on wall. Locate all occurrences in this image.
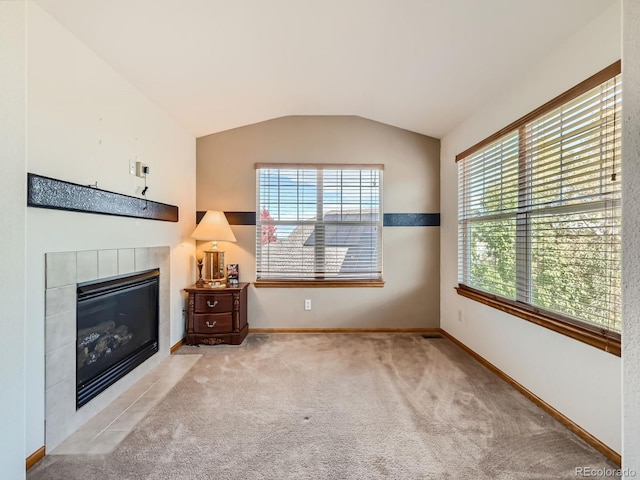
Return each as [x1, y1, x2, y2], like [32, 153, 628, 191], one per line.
[195, 211, 441, 227]
[27, 173, 178, 222]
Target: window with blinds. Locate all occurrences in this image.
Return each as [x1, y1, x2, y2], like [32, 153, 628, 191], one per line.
[256, 164, 383, 283]
[457, 63, 621, 341]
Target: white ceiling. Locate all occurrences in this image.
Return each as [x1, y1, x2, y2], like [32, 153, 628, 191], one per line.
[36, 0, 616, 139]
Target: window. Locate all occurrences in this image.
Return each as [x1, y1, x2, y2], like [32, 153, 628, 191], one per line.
[255, 164, 383, 286]
[457, 62, 621, 355]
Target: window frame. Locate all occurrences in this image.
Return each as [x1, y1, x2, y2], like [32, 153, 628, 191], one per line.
[254, 163, 385, 288]
[455, 61, 621, 357]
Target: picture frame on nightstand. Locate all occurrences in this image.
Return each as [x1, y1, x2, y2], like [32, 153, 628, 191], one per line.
[227, 264, 239, 285]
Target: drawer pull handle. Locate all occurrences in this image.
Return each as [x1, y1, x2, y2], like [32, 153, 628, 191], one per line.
[206, 321, 217, 328]
[207, 300, 218, 308]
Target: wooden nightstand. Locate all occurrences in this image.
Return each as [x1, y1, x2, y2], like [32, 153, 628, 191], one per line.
[184, 283, 249, 346]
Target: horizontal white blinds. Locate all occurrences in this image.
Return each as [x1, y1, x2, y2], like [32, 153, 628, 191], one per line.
[458, 73, 621, 333]
[524, 76, 621, 211]
[256, 166, 383, 280]
[459, 131, 520, 220]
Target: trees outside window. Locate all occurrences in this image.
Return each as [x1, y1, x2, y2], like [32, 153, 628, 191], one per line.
[457, 63, 621, 350]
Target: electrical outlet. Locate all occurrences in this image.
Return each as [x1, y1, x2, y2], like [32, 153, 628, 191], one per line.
[135, 161, 148, 178]
[304, 299, 311, 311]
[129, 160, 136, 175]
[457, 309, 463, 322]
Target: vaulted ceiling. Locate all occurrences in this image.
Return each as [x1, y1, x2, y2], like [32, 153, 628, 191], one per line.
[36, 0, 617, 138]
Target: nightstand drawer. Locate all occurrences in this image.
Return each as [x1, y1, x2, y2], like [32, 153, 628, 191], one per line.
[193, 313, 233, 333]
[194, 294, 233, 313]
[184, 283, 248, 346]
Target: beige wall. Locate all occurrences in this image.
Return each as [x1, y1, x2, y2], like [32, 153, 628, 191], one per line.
[25, 4, 196, 455]
[440, 3, 621, 453]
[0, 2, 27, 478]
[197, 116, 440, 328]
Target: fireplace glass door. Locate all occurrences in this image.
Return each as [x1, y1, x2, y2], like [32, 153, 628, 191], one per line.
[76, 269, 159, 408]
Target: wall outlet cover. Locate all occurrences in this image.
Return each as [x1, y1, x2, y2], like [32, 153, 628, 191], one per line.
[135, 161, 147, 178]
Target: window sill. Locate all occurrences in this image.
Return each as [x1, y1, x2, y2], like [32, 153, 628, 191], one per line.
[455, 284, 621, 357]
[254, 279, 385, 288]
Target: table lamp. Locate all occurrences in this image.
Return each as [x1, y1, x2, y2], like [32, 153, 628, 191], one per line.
[191, 210, 236, 286]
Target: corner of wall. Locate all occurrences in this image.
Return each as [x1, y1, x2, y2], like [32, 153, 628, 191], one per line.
[439, 3, 622, 454]
[622, 0, 640, 472]
[0, 1, 27, 478]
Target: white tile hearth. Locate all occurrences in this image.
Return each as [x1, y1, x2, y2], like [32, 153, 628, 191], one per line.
[45, 285, 76, 317]
[98, 249, 118, 278]
[45, 310, 75, 354]
[45, 252, 76, 289]
[44, 246, 171, 451]
[118, 248, 135, 274]
[76, 250, 98, 283]
[50, 354, 201, 455]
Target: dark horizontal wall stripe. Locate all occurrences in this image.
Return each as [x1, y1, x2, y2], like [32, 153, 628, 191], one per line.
[27, 173, 179, 222]
[383, 213, 440, 227]
[197, 211, 256, 225]
[197, 211, 439, 227]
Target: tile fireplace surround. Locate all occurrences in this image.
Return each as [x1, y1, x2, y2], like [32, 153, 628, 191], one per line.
[44, 246, 170, 450]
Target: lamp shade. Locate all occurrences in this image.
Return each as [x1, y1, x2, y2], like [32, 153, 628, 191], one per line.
[191, 211, 236, 242]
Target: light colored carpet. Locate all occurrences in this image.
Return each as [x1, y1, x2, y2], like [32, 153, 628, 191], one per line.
[28, 333, 619, 479]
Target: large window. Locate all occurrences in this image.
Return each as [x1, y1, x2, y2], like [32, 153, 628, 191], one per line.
[457, 62, 621, 355]
[255, 164, 383, 286]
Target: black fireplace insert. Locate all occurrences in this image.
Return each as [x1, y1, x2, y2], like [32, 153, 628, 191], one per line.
[76, 269, 159, 408]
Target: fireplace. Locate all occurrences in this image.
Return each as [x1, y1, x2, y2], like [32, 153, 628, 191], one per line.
[76, 269, 159, 408]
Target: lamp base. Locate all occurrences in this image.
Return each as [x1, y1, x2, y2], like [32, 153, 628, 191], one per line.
[204, 250, 225, 284]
